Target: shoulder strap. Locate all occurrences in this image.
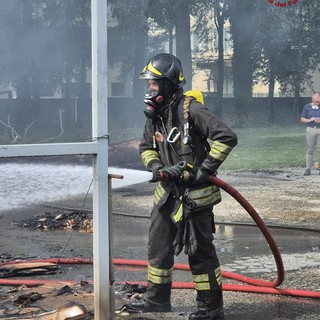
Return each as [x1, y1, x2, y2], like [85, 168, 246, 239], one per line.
[183, 96, 194, 121]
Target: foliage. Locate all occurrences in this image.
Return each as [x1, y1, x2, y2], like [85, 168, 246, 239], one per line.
[254, 0, 320, 97]
[0, 0, 91, 99]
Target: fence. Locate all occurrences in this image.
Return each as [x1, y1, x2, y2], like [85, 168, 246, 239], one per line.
[0, 96, 311, 137]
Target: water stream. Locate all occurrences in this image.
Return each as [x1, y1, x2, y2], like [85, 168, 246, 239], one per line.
[0, 163, 151, 211]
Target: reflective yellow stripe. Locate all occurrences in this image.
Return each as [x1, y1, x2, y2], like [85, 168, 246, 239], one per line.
[148, 273, 172, 284]
[215, 267, 222, 286]
[194, 282, 211, 291]
[148, 264, 173, 276]
[193, 273, 210, 291]
[178, 71, 185, 83]
[154, 182, 166, 204]
[148, 264, 173, 285]
[189, 185, 218, 199]
[171, 200, 183, 223]
[193, 274, 209, 282]
[147, 61, 163, 76]
[189, 185, 221, 207]
[209, 141, 233, 162]
[193, 269, 222, 291]
[141, 150, 160, 167]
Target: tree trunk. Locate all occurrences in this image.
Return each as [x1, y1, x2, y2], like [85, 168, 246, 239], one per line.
[213, 0, 225, 119]
[293, 0, 303, 118]
[267, 72, 275, 123]
[175, 1, 192, 91]
[227, 0, 255, 126]
[132, 1, 148, 126]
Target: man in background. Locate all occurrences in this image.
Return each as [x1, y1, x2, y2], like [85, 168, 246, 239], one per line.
[300, 92, 320, 176]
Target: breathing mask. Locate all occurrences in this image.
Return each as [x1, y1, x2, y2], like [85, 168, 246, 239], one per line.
[143, 79, 167, 119]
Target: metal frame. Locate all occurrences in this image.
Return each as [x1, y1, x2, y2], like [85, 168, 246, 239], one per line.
[0, 1, 112, 319]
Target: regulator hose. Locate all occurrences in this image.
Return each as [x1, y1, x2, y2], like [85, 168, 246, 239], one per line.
[1, 175, 320, 300]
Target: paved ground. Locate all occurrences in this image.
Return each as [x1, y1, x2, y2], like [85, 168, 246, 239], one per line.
[0, 159, 320, 319]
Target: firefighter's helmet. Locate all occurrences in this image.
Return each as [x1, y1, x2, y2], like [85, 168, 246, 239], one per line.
[140, 53, 186, 89]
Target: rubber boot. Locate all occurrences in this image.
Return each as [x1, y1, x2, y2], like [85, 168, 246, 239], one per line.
[189, 302, 225, 320]
[124, 299, 172, 313]
[189, 290, 224, 320]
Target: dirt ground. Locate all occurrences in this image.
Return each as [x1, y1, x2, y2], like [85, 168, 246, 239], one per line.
[1, 139, 320, 319]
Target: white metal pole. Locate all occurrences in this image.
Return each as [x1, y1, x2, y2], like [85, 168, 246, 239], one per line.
[91, 0, 113, 319]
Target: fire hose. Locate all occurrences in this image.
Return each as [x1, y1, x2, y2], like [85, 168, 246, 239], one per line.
[0, 175, 320, 299]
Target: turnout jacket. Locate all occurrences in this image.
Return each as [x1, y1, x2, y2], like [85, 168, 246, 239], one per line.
[139, 92, 238, 211]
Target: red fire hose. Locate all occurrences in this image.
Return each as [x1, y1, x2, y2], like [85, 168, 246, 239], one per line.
[209, 175, 285, 288]
[0, 176, 319, 299]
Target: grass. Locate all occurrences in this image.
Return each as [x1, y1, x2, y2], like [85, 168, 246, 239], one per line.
[221, 125, 306, 171]
[108, 124, 307, 171]
[1, 124, 308, 171]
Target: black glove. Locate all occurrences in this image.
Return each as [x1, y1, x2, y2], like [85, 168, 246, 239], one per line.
[149, 162, 163, 182]
[158, 166, 183, 181]
[191, 166, 211, 186]
[158, 162, 185, 181]
[173, 216, 198, 256]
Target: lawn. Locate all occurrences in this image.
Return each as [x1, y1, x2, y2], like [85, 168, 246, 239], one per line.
[107, 124, 307, 171]
[221, 125, 306, 170]
[0, 124, 307, 171]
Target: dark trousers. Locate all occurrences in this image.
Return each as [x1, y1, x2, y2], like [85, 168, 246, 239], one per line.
[145, 194, 223, 308]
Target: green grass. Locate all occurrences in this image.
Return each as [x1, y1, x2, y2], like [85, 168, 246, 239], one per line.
[221, 125, 306, 171]
[1, 124, 308, 171]
[108, 124, 307, 171]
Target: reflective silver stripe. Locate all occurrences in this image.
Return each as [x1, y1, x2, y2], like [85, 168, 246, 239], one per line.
[209, 141, 233, 162]
[189, 186, 221, 207]
[141, 150, 160, 167]
[148, 264, 173, 285]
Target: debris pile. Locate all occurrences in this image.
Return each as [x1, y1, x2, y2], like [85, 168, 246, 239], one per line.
[0, 262, 57, 278]
[13, 211, 93, 233]
[0, 283, 93, 319]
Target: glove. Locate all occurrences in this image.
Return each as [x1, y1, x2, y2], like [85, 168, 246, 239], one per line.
[157, 161, 186, 181]
[190, 166, 211, 186]
[149, 162, 163, 182]
[173, 216, 198, 256]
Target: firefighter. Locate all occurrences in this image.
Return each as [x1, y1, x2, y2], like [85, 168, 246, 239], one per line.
[125, 53, 237, 320]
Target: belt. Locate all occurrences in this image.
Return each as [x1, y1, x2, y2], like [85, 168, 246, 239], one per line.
[308, 125, 320, 129]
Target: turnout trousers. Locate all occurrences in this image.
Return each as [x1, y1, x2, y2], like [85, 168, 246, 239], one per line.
[144, 193, 223, 309]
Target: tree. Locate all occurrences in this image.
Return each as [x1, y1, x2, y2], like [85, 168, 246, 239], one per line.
[225, 0, 258, 126]
[213, 0, 226, 118]
[254, 0, 320, 119]
[144, 0, 193, 89]
[0, 0, 91, 100]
